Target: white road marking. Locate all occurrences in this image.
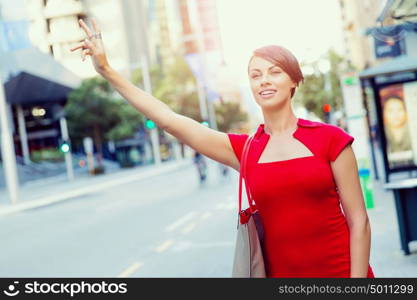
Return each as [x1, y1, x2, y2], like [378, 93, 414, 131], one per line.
[194, 241, 235, 248]
[164, 212, 197, 232]
[200, 212, 212, 220]
[172, 241, 235, 252]
[181, 222, 197, 234]
[215, 201, 236, 210]
[117, 262, 143, 278]
[155, 239, 174, 253]
[172, 240, 193, 252]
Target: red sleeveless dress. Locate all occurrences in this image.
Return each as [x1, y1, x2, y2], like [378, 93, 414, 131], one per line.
[228, 118, 375, 278]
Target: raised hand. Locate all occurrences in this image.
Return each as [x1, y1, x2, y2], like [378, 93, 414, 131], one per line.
[70, 18, 110, 74]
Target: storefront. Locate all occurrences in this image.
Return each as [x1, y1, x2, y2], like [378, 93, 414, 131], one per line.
[1, 47, 80, 163]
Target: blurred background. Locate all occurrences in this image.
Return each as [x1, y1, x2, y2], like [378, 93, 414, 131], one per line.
[1, 0, 417, 277]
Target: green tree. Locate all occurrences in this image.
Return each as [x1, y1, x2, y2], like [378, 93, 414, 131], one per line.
[294, 49, 345, 120]
[133, 56, 249, 131]
[132, 56, 201, 121]
[215, 100, 248, 132]
[106, 101, 145, 141]
[327, 48, 345, 112]
[65, 77, 144, 168]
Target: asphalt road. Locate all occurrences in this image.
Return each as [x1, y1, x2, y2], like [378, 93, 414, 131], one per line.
[0, 160, 240, 277]
[2, 157, 417, 278]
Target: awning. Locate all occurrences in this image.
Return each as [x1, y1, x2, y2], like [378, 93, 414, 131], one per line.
[359, 55, 417, 79]
[0, 47, 81, 105]
[4, 71, 75, 105]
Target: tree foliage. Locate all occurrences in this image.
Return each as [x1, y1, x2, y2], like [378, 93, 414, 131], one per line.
[132, 56, 201, 120]
[215, 100, 248, 132]
[133, 56, 247, 127]
[294, 49, 344, 120]
[65, 77, 144, 165]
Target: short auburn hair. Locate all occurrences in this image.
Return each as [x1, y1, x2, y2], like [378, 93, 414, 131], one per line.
[249, 45, 304, 98]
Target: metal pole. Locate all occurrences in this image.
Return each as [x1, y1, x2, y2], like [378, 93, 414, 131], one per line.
[59, 117, 74, 180]
[187, 0, 217, 129]
[141, 55, 161, 165]
[138, 0, 161, 165]
[16, 104, 31, 165]
[0, 81, 19, 204]
[187, 0, 209, 123]
[196, 80, 209, 121]
[207, 99, 218, 130]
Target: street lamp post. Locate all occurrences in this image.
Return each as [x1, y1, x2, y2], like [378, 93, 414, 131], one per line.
[59, 117, 74, 180]
[0, 80, 19, 204]
[187, 0, 218, 130]
[137, 0, 161, 165]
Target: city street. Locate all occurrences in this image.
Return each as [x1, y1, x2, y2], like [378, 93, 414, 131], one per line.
[1, 0, 417, 294]
[0, 158, 417, 277]
[0, 160, 238, 277]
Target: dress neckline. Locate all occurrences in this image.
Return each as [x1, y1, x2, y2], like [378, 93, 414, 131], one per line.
[255, 117, 321, 139]
[254, 118, 320, 165]
[259, 118, 300, 138]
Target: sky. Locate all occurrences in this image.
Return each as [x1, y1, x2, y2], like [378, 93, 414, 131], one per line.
[216, 0, 345, 82]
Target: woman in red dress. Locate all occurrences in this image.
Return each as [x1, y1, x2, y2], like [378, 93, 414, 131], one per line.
[228, 45, 374, 278]
[72, 20, 374, 278]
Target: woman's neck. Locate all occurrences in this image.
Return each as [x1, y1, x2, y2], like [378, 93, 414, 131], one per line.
[262, 111, 298, 136]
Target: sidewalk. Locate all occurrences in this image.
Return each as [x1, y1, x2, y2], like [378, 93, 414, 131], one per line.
[368, 177, 417, 277]
[0, 159, 192, 217]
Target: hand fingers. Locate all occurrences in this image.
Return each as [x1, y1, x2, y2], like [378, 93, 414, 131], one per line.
[70, 40, 88, 52]
[70, 44, 84, 52]
[84, 38, 96, 51]
[70, 38, 95, 52]
[91, 18, 100, 33]
[81, 49, 93, 61]
[78, 19, 93, 38]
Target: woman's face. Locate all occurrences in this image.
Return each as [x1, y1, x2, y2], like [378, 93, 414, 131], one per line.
[248, 56, 296, 110]
[383, 97, 407, 128]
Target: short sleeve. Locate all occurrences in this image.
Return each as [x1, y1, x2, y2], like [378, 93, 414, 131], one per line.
[327, 126, 354, 162]
[227, 133, 249, 163]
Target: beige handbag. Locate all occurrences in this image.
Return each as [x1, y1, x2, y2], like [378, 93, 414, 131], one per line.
[232, 135, 266, 278]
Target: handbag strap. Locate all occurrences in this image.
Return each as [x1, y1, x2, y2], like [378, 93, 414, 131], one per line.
[238, 135, 255, 214]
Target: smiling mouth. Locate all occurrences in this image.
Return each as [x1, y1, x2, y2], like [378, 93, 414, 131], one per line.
[259, 90, 277, 97]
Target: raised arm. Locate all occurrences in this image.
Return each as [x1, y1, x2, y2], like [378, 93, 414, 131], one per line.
[70, 18, 240, 171]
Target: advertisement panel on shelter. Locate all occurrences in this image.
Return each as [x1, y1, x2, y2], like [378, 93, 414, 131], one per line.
[379, 83, 417, 169]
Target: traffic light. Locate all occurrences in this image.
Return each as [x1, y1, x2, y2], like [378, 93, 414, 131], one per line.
[145, 119, 156, 130]
[323, 104, 332, 123]
[323, 104, 331, 113]
[59, 140, 71, 153]
[200, 121, 209, 127]
[343, 76, 357, 86]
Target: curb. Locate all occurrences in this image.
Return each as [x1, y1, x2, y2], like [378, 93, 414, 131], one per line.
[0, 160, 191, 217]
